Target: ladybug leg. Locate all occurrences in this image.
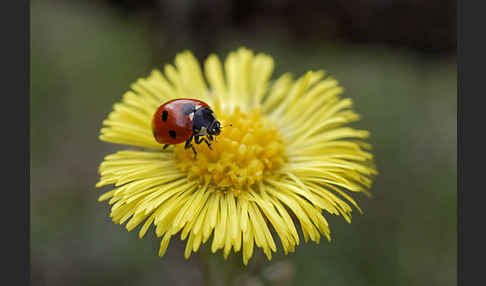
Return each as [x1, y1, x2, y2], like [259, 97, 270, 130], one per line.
[184, 135, 194, 149]
[185, 135, 197, 159]
[204, 138, 213, 150]
[184, 140, 192, 149]
[191, 146, 197, 159]
[195, 135, 213, 150]
[194, 135, 203, 145]
[207, 134, 217, 145]
[163, 144, 170, 150]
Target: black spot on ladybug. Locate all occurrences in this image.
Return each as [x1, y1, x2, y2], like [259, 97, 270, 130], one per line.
[169, 130, 176, 139]
[181, 103, 195, 115]
[162, 110, 168, 122]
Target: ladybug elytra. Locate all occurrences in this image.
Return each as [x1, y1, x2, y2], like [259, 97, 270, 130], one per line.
[152, 98, 222, 158]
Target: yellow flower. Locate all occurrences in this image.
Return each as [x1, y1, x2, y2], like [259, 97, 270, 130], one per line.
[96, 47, 377, 265]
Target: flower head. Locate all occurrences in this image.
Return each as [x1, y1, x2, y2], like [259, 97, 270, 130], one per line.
[96, 47, 377, 265]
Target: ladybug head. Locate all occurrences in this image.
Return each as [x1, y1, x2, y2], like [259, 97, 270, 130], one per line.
[208, 120, 221, 136]
[193, 107, 221, 136]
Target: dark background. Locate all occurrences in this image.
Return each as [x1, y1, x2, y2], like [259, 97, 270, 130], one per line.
[31, 0, 456, 285]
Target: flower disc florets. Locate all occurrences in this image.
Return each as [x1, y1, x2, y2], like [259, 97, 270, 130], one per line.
[174, 107, 285, 191]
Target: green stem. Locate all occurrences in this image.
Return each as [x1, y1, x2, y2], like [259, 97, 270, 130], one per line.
[198, 246, 215, 286]
[198, 246, 280, 286]
[198, 245, 246, 286]
[224, 253, 244, 285]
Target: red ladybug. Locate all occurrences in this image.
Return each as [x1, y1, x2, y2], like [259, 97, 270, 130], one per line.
[152, 98, 222, 158]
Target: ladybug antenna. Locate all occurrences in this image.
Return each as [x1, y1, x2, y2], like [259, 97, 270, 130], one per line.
[221, 124, 232, 129]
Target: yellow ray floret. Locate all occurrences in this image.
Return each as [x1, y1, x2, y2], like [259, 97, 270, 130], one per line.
[96, 47, 377, 265]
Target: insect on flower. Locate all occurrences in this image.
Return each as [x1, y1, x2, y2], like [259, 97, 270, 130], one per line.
[96, 47, 377, 265]
[151, 98, 227, 159]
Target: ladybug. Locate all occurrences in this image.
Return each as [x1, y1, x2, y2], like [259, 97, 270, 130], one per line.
[152, 98, 222, 158]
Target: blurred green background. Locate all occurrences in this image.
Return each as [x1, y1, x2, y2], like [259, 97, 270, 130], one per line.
[30, 0, 456, 285]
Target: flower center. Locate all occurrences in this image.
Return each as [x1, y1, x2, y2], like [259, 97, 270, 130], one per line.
[173, 107, 286, 192]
